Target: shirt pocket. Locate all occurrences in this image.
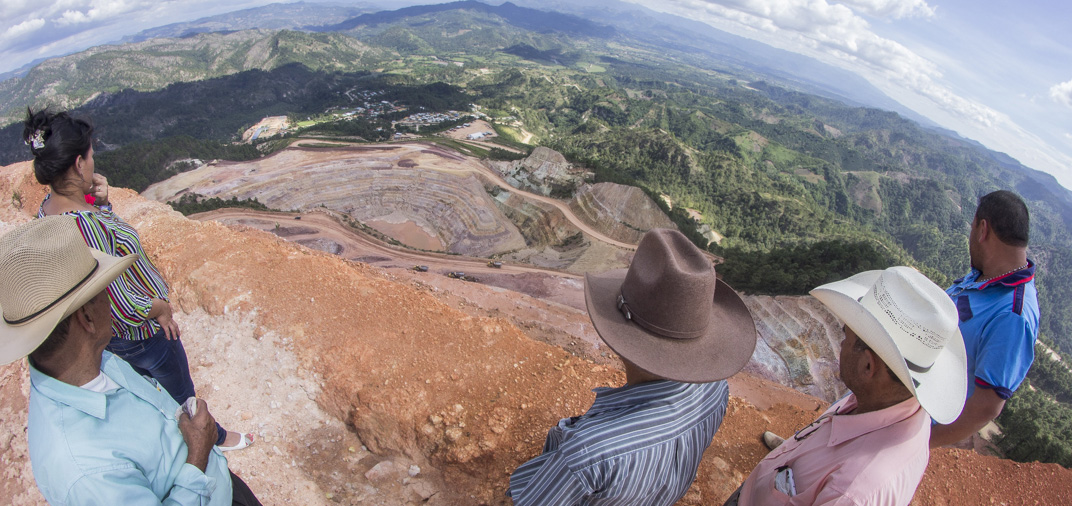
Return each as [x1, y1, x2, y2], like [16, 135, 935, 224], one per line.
[753, 468, 794, 505]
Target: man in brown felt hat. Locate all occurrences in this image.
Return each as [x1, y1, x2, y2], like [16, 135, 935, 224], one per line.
[0, 217, 260, 505]
[508, 228, 757, 505]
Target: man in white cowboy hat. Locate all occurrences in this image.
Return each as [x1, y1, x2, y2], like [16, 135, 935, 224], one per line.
[729, 266, 966, 506]
[0, 217, 260, 505]
[508, 228, 757, 505]
[932, 190, 1039, 448]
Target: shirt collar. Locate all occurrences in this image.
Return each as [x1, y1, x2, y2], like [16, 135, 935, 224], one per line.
[29, 356, 108, 420]
[979, 260, 1035, 289]
[587, 380, 693, 416]
[826, 395, 923, 446]
[28, 351, 168, 420]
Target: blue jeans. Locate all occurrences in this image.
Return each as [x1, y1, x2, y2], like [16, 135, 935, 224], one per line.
[107, 328, 228, 445]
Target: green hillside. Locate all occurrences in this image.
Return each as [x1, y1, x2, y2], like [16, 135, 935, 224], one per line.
[0, 30, 384, 125]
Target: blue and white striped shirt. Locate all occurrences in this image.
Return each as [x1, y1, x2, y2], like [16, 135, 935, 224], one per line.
[508, 379, 729, 505]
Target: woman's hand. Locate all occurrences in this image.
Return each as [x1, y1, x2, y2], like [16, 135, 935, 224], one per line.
[150, 298, 181, 340]
[90, 173, 109, 206]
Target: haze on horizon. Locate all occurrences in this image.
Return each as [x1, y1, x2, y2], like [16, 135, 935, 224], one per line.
[2, 0, 1070, 190]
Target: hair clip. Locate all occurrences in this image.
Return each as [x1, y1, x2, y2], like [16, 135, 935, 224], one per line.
[26, 129, 45, 150]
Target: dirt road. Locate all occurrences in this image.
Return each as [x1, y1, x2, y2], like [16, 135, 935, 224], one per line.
[190, 208, 588, 302]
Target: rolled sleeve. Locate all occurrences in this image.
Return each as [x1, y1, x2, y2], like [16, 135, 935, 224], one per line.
[167, 463, 220, 504]
[975, 312, 1036, 395]
[106, 274, 154, 329]
[63, 463, 218, 506]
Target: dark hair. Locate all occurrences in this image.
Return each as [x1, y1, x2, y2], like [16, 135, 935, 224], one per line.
[29, 315, 71, 363]
[23, 107, 94, 188]
[975, 190, 1029, 247]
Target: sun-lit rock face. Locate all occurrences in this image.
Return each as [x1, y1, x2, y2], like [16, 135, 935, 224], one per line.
[490, 146, 591, 197]
[742, 295, 848, 403]
[569, 182, 677, 245]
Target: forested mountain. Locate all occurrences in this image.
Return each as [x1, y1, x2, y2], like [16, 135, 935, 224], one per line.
[509, 0, 932, 125]
[118, 2, 375, 43]
[0, 30, 383, 125]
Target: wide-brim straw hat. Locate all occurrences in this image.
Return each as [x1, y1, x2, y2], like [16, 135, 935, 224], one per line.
[810, 266, 967, 424]
[585, 229, 756, 383]
[0, 216, 138, 365]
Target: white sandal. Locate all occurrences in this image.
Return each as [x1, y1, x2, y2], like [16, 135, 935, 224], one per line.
[219, 432, 254, 452]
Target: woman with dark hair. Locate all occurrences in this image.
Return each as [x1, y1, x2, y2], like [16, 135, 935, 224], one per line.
[26, 107, 253, 451]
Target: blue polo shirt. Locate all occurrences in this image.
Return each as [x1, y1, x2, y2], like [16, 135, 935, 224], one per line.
[945, 261, 1039, 400]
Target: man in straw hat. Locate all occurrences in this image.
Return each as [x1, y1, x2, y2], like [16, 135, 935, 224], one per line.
[0, 217, 260, 505]
[932, 190, 1039, 448]
[508, 228, 757, 505]
[729, 266, 967, 506]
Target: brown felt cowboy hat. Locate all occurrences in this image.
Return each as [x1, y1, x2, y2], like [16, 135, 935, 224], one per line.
[585, 228, 756, 382]
[0, 216, 138, 365]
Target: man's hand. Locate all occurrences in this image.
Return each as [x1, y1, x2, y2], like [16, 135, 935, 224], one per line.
[178, 398, 217, 472]
[930, 387, 1006, 448]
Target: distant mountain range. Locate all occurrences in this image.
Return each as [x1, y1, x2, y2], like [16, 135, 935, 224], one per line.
[508, 0, 937, 126]
[118, 1, 377, 43]
[2, 1, 916, 125]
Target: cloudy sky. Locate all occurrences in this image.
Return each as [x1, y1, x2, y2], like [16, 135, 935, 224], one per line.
[1, 0, 1070, 189]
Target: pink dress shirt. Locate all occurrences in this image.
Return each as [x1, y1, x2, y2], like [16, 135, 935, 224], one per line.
[739, 394, 930, 506]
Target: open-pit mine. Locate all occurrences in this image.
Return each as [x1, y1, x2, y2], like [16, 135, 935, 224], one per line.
[144, 141, 854, 402]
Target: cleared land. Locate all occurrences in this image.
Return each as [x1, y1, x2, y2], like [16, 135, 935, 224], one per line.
[144, 142, 638, 261]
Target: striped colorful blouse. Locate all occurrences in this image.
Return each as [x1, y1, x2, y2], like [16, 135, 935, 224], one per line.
[38, 195, 169, 341]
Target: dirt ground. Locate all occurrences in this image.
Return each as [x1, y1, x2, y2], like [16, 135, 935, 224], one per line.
[440, 120, 498, 142]
[3, 162, 1072, 505]
[242, 116, 289, 143]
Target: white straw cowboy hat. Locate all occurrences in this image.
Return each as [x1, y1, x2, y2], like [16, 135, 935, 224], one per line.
[585, 229, 756, 383]
[0, 216, 138, 365]
[811, 266, 967, 424]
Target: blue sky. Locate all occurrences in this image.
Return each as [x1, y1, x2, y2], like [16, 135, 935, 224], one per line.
[2, 0, 1070, 189]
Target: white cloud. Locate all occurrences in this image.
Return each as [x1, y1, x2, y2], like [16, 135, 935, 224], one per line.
[834, 0, 935, 19]
[54, 0, 152, 27]
[0, 0, 40, 19]
[1051, 79, 1072, 108]
[1, 18, 45, 41]
[56, 9, 92, 25]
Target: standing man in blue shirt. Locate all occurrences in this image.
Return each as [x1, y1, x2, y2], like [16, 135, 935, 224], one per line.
[0, 216, 261, 505]
[508, 229, 757, 505]
[931, 190, 1040, 447]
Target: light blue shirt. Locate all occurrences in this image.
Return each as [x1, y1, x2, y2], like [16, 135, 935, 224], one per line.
[28, 351, 231, 505]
